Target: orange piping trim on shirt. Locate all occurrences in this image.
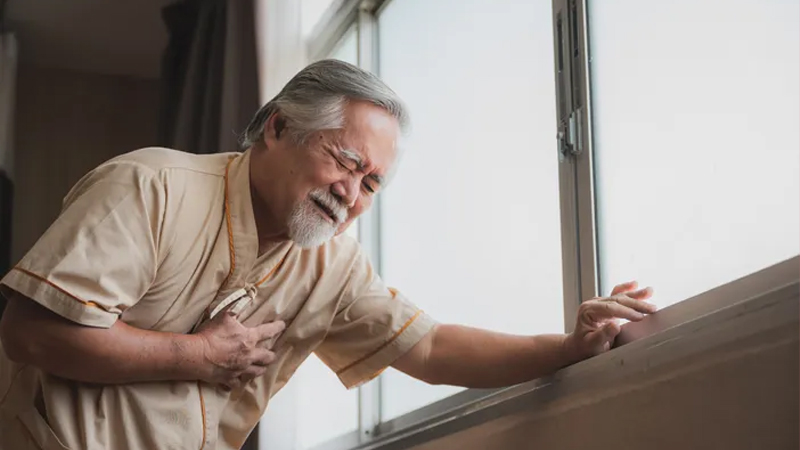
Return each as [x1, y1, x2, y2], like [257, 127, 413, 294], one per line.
[195, 158, 235, 449]
[197, 381, 207, 450]
[335, 310, 424, 376]
[360, 367, 389, 387]
[10, 267, 115, 313]
[255, 254, 288, 287]
[221, 157, 237, 290]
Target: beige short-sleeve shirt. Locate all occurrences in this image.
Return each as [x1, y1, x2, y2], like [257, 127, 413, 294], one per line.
[0, 148, 436, 450]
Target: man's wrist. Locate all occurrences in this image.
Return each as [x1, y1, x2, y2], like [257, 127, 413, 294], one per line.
[170, 333, 209, 381]
[560, 332, 583, 367]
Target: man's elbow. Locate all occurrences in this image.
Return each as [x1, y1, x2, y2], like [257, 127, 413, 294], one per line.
[0, 297, 45, 364]
[1, 331, 31, 363]
[393, 325, 442, 385]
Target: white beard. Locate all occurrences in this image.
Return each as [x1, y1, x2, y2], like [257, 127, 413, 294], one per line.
[287, 188, 347, 248]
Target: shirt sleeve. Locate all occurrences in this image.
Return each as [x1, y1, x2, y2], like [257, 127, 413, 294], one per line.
[0, 160, 165, 328]
[315, 248, 437, 389]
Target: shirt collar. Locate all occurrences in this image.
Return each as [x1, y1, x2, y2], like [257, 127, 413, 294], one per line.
[223, 150, 292, 286]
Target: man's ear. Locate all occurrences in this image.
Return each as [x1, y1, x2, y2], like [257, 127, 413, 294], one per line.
[266, 113, 287, 140]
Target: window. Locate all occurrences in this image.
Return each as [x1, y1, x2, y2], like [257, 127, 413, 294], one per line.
[291, 355, 359, 449]
[328, 24, 359, 66]
[588, 0, 800, 306]
[301, 0, 338, 38]
[377, 0, 563, 420]
[281, 0, 800, 448]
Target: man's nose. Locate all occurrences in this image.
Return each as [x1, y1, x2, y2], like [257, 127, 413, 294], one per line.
[331, 178, 360, 207]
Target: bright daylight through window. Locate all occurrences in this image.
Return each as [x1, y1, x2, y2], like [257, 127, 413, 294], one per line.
[589, 0, 800, 306]
[378, 0, 563, 421]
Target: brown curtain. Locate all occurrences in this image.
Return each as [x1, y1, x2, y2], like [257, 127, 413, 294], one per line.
[158, 0, 259, 154]
[0, 31, 18, 318]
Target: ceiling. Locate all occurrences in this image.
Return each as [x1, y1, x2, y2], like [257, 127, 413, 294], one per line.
[5, 0, 172, 79]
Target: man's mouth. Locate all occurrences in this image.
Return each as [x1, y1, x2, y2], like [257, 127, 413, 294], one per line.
[311, 198, 339, 224]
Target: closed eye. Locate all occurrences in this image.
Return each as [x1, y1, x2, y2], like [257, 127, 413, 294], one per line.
[363, 175, 381, 194]
[335, 158, 349, 171]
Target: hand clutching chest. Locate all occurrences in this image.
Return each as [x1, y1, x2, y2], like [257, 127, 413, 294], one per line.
[193, 305, 286, 390]
[188, 279, 339, 391]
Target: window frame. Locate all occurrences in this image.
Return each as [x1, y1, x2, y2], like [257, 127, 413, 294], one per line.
[552, 0, 599, 331]
[295, 0, 800, 448]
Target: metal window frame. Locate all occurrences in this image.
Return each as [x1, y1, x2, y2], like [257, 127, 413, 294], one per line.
[552, 0, 599, 332]
[354, 1, 384, 443]
[307, 0, 360, 62]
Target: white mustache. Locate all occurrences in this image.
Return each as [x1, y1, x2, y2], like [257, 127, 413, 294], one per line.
[309, 190, 347, 224]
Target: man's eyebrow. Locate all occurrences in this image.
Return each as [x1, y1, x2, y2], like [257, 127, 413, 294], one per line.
[340, 149, 384, 185]
[340, 149, 364, 170]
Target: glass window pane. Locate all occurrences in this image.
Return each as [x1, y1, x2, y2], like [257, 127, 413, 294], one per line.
[301, 0, 337, 37]
[589, 0, 800, 307]
[292, 355, 359, 449]
[328, 24, 359, 66]
[378, 0, 561, 421]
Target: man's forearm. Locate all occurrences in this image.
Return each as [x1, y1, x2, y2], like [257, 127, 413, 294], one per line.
[0, 296, 207, 384]
[422, 324, 581, 388]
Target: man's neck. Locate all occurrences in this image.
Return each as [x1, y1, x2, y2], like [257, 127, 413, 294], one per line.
[246, 143, 293, 256]
[249, 185, 291, 256]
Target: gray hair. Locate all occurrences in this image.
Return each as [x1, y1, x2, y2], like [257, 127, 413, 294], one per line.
[240, 59, 409, 148]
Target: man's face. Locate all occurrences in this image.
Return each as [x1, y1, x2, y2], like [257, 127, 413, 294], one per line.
[251, 100, 400, 248]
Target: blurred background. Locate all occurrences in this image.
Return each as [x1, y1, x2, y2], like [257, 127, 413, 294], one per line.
[0, 0, 797, 449]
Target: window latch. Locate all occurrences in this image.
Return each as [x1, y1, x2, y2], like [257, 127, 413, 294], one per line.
[558, 108, 583, 161]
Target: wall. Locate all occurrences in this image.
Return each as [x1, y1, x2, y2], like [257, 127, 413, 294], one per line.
[11, 65, 160, 263]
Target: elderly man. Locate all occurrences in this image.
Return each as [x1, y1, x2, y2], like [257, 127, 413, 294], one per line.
[0, 60, 655, 449]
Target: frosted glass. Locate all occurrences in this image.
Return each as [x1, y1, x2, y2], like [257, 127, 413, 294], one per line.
[589, 0, 800, 306]
[293, 355, 359, 449]
[378, 0, 562, 421]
